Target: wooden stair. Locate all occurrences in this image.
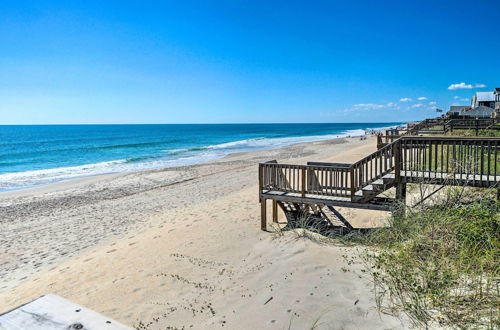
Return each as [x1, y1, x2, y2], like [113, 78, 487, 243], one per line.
[277, 201, 354, 230]
[353, 173, 396, 203]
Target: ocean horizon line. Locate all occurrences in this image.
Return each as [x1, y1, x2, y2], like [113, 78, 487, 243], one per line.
[0, 121, 408, 126]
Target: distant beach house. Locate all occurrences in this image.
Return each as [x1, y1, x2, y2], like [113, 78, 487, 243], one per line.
[472, 91, 495, 109]
[494, 88, 500, 118]
[447, 105, 469, 118]
[446, 88, 499, 119]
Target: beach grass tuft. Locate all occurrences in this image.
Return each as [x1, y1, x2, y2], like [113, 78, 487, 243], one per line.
[362, 188, 499, 329]
[274, 186, 500, 328]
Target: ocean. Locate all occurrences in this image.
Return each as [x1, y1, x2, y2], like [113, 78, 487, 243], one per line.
[0, 123, 401, 191]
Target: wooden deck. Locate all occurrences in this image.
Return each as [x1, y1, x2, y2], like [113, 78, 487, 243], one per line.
[259, 136, 500, 230]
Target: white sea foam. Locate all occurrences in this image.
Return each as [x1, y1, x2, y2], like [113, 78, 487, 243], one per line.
[0, 126, 391, 191]
[204, 129, 366, 151]
[0, 153, 221, 191]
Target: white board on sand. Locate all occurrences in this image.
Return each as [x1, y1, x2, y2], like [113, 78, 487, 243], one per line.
[0, 294, 133, 330]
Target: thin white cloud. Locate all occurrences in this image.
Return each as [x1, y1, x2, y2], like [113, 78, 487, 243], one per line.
[411, 103, 424, 108]
[386, 102, 397, 107]
[400, 97, 412, 102]
[429, 101, 437, 105]
[448, 82, 486, 90]
[417, 97, 428, 101]
[448, 82, 473, 90]
[353, 103, 386, 110]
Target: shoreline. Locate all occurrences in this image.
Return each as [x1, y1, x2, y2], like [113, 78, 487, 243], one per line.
[0, 135, 405, 329]
[0, 135, 367, 197]
[0, 124, 401, 194]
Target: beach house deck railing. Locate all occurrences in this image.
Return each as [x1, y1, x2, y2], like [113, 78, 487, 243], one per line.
[259, 161, 352, 198]
[350, 141, 396, 194]
[260, 137, 499, 195]
[399, 136, 499, 185]
[444, 118, 499, 133]
[259, 136, 500, 229]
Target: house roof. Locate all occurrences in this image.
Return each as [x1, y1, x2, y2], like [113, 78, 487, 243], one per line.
[465, 105, 495, 113]
[449, 105, 468, 112]
[476, 91, 494, 102]
[494, 87, 500, 93]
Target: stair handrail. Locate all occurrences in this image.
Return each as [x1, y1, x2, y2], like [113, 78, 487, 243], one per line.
[349, 137, 402, 199]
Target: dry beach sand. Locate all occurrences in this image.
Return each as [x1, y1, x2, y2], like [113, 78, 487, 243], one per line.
[0, 136, 409, 329]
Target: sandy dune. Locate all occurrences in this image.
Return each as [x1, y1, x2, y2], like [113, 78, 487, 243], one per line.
[0, 136, 408, 329]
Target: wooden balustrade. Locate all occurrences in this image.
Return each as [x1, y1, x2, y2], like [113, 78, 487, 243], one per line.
[260, 136, 499, 201]
[399, 137, 499, 183]
[444, 118, 499, 133]
[259, 135, 500, 231]
[306, 164, 351, 197]
[260, 161, 353, 199]
[350, 142, 395, 193]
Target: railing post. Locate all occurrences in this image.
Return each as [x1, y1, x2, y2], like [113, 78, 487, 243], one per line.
[258, 164, 263, 200]
[350, 166, 355, 201]
[377, 135, 382, 149]
[260, 198, 267, 231]
[301, 167, 306, 197]
[272, 200, 278, 223]
[394, 140, 401, 183]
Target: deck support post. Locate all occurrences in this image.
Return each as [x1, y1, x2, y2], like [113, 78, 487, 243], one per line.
[395, 182, 407, 216]
[260, 198, 267, 231]
[272, 200, 278, 223]
[396, 182, 406, 203]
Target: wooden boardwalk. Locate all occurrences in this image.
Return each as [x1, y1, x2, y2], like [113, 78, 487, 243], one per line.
[259, 136, 500, 230]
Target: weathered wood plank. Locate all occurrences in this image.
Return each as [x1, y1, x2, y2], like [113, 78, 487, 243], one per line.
[260, 191, 394, 211]
[0, 294, 132, 330]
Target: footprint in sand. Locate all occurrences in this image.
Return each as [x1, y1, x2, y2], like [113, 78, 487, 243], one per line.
[106, 249, 117, 253]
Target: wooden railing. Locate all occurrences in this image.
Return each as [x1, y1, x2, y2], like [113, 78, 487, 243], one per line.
[260, 136, 500, 202]
[406, 118, 444, 135]
[259, 161, 353, 198]
[259, 161, 305, 195]
[350, 142, 396, 193]
[400, 137, 500, 182]
[378, 118, 500, 149]
[306, 163, 352, 197]
[444, 118, 499, 133]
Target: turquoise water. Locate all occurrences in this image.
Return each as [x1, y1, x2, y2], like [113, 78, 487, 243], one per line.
[0, 123, 401, 191]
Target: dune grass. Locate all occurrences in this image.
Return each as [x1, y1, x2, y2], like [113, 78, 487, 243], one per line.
[274, 186, 499, 328]
[362, 189, 499, 329]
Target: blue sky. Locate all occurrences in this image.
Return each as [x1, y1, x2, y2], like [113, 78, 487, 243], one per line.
[0, 0, 499, 124]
